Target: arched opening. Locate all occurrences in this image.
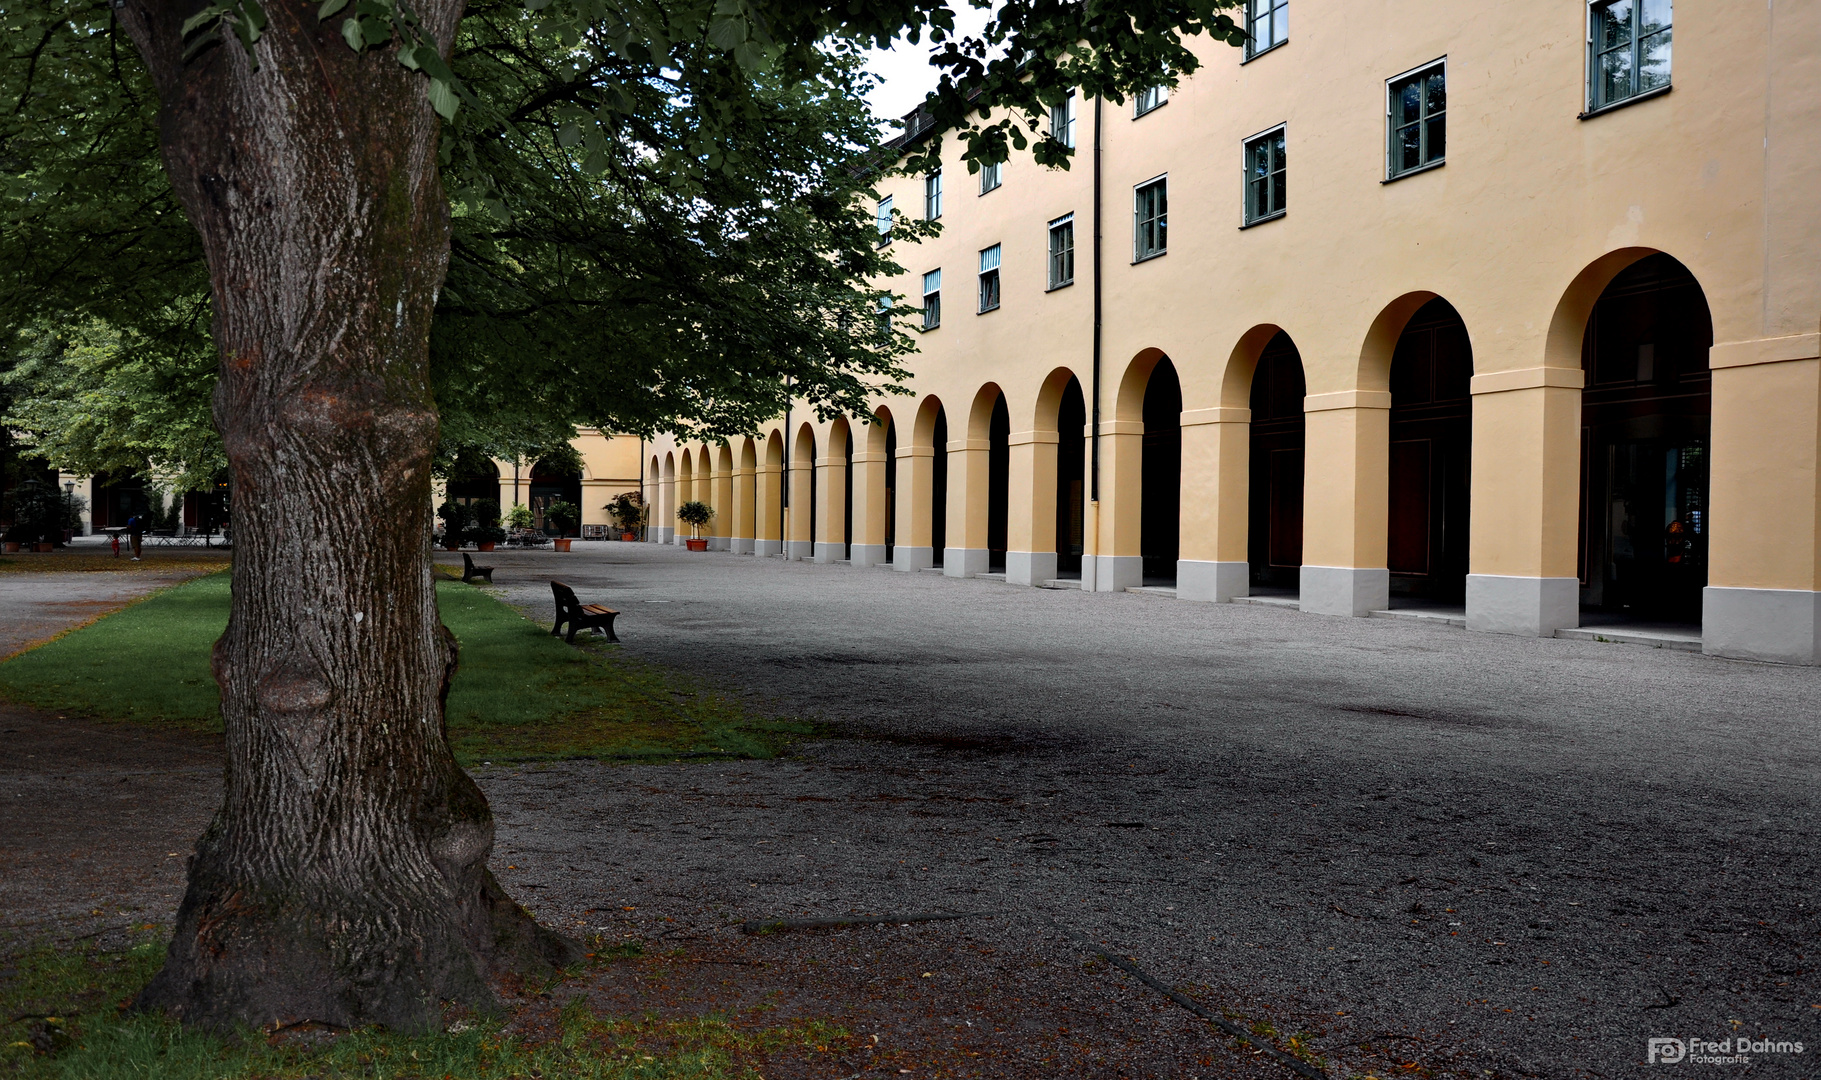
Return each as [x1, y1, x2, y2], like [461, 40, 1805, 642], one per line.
[883, 415, 897, 562]
[446, 452, 501, 510]
[931, 405, 949, 567]
[794, 423, 817, 560]
[1056, 376, 1087, 577]
[840, 421, 854, 560]
[988, 393, 1010, 571]
[1579, 253, 1712, 625]
[529, 455, 583, 536]
[1388, 298, 1473, 603]
[1141, 357, 1181, 584]
[1249, 333, 1306, 595]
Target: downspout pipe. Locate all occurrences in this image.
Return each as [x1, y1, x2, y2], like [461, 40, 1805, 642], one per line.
[1091, 94, 1103, 506]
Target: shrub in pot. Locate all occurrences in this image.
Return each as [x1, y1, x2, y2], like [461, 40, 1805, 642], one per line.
[436, 501, 470, 549]
[676, 500, 714, 551]
[545, 500, 580, 551]
[607, 492, 645, 540]
[465, 499, 504, 550]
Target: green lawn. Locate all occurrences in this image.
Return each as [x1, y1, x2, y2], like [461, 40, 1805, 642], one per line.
[0, 935, 847, 1079]
[0, 571, 817, 764]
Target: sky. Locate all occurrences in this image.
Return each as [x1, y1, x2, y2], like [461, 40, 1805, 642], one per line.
[860, 3, 1000, 126]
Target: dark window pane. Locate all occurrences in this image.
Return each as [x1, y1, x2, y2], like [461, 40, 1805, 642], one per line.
[1597, 1, 1634, 49]
[1399, 124, 1421, 171]
[1400, 81, 1422, 124]
[1426, 115, 1445, 162]
[1273, 171, 1285, 212]
[1271, 134, 1286, 172]
[1426, 71, 1446, 114]
[1600, 49, 1632, 104]
[1639, 29, 1671, 90]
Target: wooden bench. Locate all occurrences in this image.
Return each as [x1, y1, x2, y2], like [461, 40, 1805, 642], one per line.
[551, 580, 618, 643]
[462, 552, 494, 584]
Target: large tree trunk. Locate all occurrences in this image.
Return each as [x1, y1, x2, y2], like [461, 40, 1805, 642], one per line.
[115, 0, 578, 1032]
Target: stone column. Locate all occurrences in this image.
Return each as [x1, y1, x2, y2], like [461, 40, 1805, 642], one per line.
[849, 442, 889, 567]
[943, 436, 991, 577]
[1300, 390, 1390, 616]
[786, 455, 814, 560]
[710, 454, 734, 551]
[893, 443, 934, 570]
[1176, 407, 1251, 602]
[753, 460, 782, 557]
[1703, 335, 1821, 664]
[1464, 367, 1583, 635]
[1005, 428, 1058, 586]
[814, 453, 847, 563]
[1090, 418, 1144, 591]
[731, 455, 755, 555]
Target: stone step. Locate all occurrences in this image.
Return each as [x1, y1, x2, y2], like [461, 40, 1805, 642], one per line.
[1231, 595, 1300, 609]
[1125, 585, 1177, 598]
[1369, 608, 1468, 628]
[1554, 626, 1702, 652]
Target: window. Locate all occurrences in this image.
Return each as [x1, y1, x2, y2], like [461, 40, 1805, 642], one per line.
[924, 171, 942, 220]
[1245, 0, 1287, 59]
[980, 160, 1002, 194]
[978, 245, 1001, 313]
[1243, 127, 1286, 224]
[1134, 84, 1168, 117]
[876, 294, 893, 338]
[1048, 214, 1075, 289]
[876, 195, 892, 246]
[1050, 94, 1076, 149]
[1387, 62, 1445, 178]
[1588, 0, 1671, 112]
[1134, 177, 1167, 261]
[921, 269, 941, 330]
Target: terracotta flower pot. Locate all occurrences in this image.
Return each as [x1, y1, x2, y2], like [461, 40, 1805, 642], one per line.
[553, 538, 572, 552]
[2, 542, 18, 553]
[442, 542, 460, 551]
[477, 541, 496, 552]
[621, 531, 636, 541]
[35, 542, 54, 552]
[686, 538, 708, 551]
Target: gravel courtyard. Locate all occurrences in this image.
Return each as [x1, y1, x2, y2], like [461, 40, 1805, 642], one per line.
[456, 542, 1820, 1077]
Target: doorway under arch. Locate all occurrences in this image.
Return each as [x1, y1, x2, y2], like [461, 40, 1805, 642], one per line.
[1141, 358, 1181, 584]
[1248, 332, 1305, 594]
[882, 413, 897, 562]
[1388, 298, 1473, 601]
[1055, 376, 1087, 577]
[931, 405, 949, 568]
[1579, 253, 1712, 624]
[988, 392, 1010, 572]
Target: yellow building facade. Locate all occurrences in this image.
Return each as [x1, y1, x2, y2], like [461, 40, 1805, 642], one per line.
[643, 0, 1821, 665]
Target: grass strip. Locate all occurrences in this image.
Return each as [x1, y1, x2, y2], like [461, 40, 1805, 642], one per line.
[0, 572, 818, 765]
[1, 935, 849, 1079]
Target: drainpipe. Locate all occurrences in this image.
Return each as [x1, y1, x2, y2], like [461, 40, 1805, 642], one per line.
[781, 379, 791, 556]
[1087, 93, 1104, 591]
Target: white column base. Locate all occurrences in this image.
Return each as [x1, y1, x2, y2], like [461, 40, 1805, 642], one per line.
[1464, 574, 1579, 636]
[944, 547, 990, 578]
[1006, 551, 1056, 586]
[1176, 560, 1249, 602]
[1703, 586, 1821, 665]
[1092, 554, 1143, 592]
[813, 541, 845, 563]
[1300, 565, 1389, 617]
[894, 545, 934, 571]
[731, 537, 754, 555]
[850, 543, 888, 568]
[754, 538, 781, 557]
[785, 540, 813, 560]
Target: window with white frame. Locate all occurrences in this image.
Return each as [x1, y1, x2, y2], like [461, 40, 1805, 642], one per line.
[876, 294, 893, 338]
[1245, 0, 1287, 59]
[924, 170, 942, 220]
[1134, 178, 1167, 261]
[1047, 214, 1074, 290]
[921, 269, 942, 330]
[876, 195, 892, 246]
[979, 160, 1002, 194]
[977, 246, 1002, 312]
[1050, 94, 1076, 149]
[1244, 126, 1286, 224]
[1134, 84, 1168, 117]
[1387, 61, 1445, 178]
[1588, 0, 1671, 112]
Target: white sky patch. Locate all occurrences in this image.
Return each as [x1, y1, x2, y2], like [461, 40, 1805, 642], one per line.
[861, 2, 1002, 127]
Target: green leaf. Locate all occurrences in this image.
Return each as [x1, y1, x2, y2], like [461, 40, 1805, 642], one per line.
[556, 122, 581, 148]
[340, 15, 363, 49]
[427, 78, 459, 121]
[237, 0, 267, 37]
[360, 15, 390, 47]
[707, 15, 746, 51]
[317, 0, 350, 20]
[179, 5, 229, 37]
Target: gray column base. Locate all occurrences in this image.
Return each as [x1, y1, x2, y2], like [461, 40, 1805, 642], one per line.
[1300, 565, 1389, 617]
[708, 536, 731, 552]
[1176, 560, 1249, 602]
[1703, 586, 1821, 665]
[894, 545, 934, 571]
[813, 541, 845, 564]
[731, 537, 754, 555]
[944, 547, 990, 578]
[754, 538, 781, 557]
[785, 540, 813, 561]
[1465, 574, 1579, 636]
[1006, 550, 1056, 586]
[653, 527, 674, 543]
[849, 543, 888, 568]
[1091, 554, 1143, 592]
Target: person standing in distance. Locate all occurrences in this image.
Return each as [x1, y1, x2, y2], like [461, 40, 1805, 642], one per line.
[127, 511, 145, 561]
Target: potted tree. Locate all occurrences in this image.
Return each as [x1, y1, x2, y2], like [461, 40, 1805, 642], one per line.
[677, 500, 714, 551]
[607, 492, 644, 540]
[465, 499, 505, 551]
[435, 500, 469, 550]
[546, 500, 579, 551]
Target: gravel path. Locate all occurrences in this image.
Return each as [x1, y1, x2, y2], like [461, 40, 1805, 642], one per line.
[447, 542, 1821, 1078]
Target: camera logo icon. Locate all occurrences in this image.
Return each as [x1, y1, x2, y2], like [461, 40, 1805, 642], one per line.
[1648, 1038, 1688, 1064]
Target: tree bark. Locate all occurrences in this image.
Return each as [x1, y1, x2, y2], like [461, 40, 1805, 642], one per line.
[115, 0, 579, 1031]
